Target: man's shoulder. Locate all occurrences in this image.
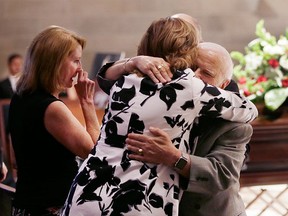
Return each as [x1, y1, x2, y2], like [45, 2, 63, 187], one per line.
[0, 78, 10, 85]
[215, 120, 253, 139]
[0, 78, 12, 91]
[197, 118, 253, 146]
[215, 119, 252, 130]
[0, 78, 13, 99]
[200, 117, 252, 132]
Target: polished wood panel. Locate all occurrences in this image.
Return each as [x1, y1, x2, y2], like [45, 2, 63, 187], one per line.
[62, 98, 105, 126]
[240, 114, 288, 187]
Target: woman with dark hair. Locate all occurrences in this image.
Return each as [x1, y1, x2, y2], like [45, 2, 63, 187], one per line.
[62, 17, 257, 216]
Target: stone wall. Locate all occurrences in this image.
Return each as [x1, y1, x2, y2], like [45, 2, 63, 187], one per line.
[0, 0, 287, 79]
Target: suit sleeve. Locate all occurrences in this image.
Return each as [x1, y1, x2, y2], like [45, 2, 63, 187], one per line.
[186, 123, 253, 196]
[183, 70, 258, 123]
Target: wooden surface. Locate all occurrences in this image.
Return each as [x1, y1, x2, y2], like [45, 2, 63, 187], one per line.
[240, 114, 288, 187]
[62, 98, 105, 126]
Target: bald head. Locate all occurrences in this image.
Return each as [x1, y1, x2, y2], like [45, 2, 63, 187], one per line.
[195, 42, 233, 89]
[171, 13, 203, 42]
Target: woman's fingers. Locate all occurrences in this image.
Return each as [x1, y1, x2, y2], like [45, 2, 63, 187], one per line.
[134, 56, 172, 83]
[74, 69, 96, 102]
[156, 63, 173, 81]
[148, 61, 171, 83]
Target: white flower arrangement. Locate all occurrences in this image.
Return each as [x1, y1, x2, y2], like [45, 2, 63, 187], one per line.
[231, 20, 288, 111]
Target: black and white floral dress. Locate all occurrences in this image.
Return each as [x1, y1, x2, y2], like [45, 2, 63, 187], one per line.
[62, 69, 257, 216]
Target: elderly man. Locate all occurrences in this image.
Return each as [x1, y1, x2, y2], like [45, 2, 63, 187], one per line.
[96, 15, 252, 216]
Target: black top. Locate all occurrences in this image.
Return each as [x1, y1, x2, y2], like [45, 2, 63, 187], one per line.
[9, 89, 78, 211]
[0, 78, 14, 99]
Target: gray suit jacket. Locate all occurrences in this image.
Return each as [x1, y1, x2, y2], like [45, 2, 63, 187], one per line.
[179, 119, 252, 216]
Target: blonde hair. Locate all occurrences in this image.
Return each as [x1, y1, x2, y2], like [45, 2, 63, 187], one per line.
[17, 25, 86, 95]
[137, 17, 199, 72]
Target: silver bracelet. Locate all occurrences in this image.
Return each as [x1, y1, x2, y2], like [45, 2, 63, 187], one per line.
[123, 58, 131, 73]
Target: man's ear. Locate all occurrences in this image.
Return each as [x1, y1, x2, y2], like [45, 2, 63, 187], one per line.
[220, 79, 230, 89]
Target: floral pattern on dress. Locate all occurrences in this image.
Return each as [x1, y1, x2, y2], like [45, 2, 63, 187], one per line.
[61, 69, 257, 216]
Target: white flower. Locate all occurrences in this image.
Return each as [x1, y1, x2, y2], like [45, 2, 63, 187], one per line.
[232, 20, 288, 111]
[263, 44, 285, 55]
[260, 40, 269, 47]
[280, 55, 288, 70]
[278, 37, 288, 47]
[264, 31, 273, 40]
[245, 53, 263, 71]
[248, 38, 260, 48]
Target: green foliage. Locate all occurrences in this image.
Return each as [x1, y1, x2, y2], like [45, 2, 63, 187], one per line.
[231, 20, 288, 111]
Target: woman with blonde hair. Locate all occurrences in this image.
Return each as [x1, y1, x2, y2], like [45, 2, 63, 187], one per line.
[62, 17, 257, 216]
[9, 26, 100, 215]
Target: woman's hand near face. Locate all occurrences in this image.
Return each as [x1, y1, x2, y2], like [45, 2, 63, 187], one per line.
[73, 69, 100, 144]
[46, 68, 98, 158]
[74, 69, 95, 105]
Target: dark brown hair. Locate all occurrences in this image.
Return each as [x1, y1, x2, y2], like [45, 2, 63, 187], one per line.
[7, 53, 22, 65]
[137, 17, 199, 72]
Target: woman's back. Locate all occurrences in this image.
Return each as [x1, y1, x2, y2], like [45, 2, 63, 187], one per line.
[62, 69, 257, 216]
[61, 17, 257, 216]
[99, 71, 199, 148]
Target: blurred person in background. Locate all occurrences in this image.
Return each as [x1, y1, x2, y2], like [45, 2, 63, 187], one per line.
[0, 52, 23, 216]
[0, 53, 23, 99]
